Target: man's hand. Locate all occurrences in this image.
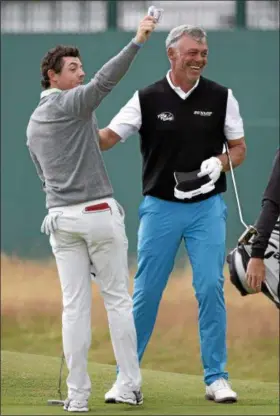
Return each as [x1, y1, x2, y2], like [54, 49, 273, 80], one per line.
[134, 16, 157, 44]
[99, 128, 121, 151]
[246, 258, 266, 292]
[197, 157, 223, 183]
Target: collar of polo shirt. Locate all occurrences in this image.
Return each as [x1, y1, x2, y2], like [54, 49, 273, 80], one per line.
[40, 88, 62, 99]
[166, 71, 199, 100]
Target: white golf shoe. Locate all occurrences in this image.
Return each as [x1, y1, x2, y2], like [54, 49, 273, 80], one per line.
[115, 390, 144, 405]
[105, 383, 143, 405]
[205, 378, 237, 403]
[104, 383, 119, 403]
[63, 398, 89, 412]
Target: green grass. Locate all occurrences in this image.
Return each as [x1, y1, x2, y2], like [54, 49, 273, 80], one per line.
[2, 257, 279, 414]
[1, 350, 279, 415]
[2, 315, 279, 383]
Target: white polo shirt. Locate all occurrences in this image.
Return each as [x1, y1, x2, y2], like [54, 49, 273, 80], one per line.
[108, 71, 244, 142]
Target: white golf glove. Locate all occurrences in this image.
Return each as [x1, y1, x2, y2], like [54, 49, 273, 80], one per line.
[40, 212, 60, 235]
[197, 157, 223, 183]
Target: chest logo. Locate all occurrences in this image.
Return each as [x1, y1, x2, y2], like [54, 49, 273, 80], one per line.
[194, 111, 213, 116]
[157, 112, 174, 121]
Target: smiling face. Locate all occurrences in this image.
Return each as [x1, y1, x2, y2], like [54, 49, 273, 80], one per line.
[48, 56, 85, 90]
[168, 34, 208, 85]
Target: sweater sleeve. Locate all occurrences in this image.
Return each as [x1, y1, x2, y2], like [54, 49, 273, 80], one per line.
[57, 41, 140, 119]
[251, 149, 280, 258]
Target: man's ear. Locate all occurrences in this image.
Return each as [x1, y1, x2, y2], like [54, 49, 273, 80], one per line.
[167, 47, 177, 62]
[47, 69, 58, 83]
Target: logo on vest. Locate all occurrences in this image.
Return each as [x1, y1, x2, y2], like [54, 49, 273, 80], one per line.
[157, 112, 174, 121]
[193, 110, 213, 116]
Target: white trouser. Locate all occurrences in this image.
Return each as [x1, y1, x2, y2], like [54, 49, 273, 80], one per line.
[45, 197, 141, 401]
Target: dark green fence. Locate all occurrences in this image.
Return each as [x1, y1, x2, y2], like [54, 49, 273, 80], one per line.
[1, 30, 279, 259]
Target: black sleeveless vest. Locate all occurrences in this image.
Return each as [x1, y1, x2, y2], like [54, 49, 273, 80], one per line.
[138, 76, 228, 203]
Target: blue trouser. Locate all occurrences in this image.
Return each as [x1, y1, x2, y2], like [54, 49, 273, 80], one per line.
[133, 194, 228, 386]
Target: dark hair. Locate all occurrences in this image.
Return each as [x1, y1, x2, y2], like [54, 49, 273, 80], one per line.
[40, 45, 81, 89]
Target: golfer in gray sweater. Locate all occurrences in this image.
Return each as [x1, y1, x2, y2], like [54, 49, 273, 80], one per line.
[26, 15, 157, 412]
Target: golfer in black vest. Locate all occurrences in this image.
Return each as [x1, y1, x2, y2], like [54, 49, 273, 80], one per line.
[99, 25, 246, 403]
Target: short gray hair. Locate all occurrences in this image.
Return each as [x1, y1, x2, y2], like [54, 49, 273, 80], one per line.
[165, 25, 207, 50]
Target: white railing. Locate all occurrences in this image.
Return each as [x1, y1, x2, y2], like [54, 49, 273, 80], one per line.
[1, 1, 107, 33]
[1, 0, 279, 33]
[118, 1, 236, 30]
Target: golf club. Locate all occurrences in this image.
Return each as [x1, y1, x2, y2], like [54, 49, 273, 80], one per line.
[225, 141, 248, 229]
[47, 352, 65, 406]
[225, 142, 257, 244]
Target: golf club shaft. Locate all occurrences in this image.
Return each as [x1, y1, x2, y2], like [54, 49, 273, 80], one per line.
[225, 142, 248, 229]
[47, 399, 64, 406]
[58, 352, 65, 401]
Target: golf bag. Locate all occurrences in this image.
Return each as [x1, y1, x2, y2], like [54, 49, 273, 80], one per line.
[227, 218, 280, 309]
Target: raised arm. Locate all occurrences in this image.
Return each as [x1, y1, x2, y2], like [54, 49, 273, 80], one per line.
[58, 17, 156, 119]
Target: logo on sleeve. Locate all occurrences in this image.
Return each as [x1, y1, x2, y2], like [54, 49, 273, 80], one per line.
[157, 112, 174, 121]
